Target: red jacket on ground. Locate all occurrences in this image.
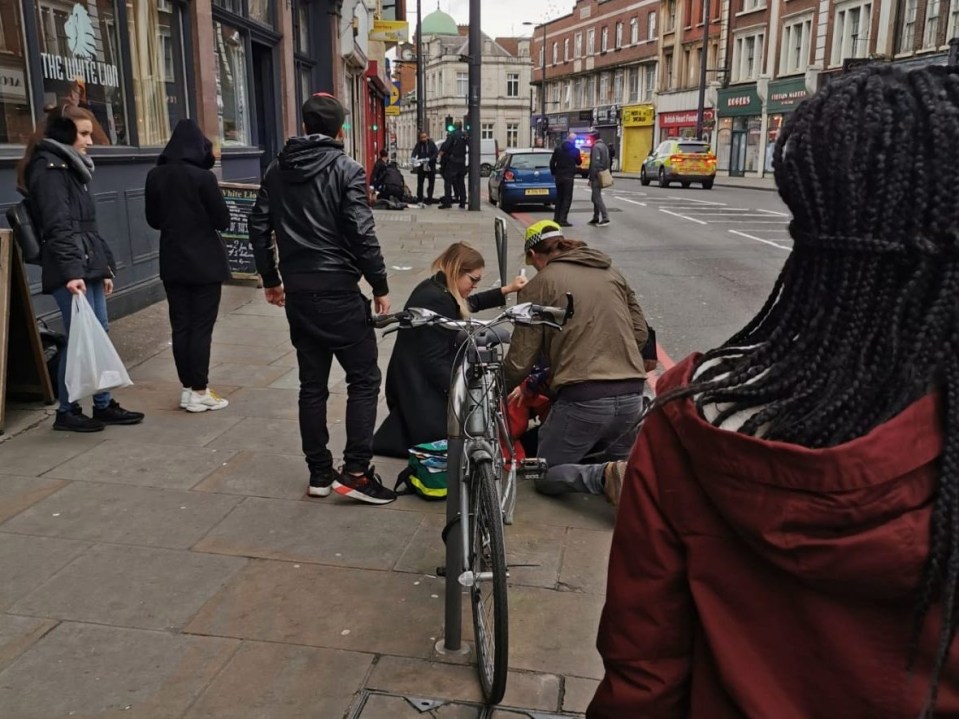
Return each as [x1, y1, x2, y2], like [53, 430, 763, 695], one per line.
[589, 355, 958, 718]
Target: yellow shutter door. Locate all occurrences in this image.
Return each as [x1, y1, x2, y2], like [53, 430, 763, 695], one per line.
[622, 127, 653, 174]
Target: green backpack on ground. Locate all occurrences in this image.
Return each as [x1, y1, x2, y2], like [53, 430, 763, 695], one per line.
[394, 440, 448, 500]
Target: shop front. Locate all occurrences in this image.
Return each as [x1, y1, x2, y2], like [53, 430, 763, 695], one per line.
[593, 105, 620, 161]
[658, 109, 715, 143]
[620, 104, 654, 173]
[716, 84, 763, 177]
[364, 61, 387, 181]
[765, 77, 809, 172]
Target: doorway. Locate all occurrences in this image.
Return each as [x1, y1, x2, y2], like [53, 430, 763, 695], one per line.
[729, 129, 747, 177]
[251, 42, 280, 175]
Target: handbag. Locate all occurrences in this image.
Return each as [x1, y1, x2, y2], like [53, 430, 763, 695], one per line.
[65, 292, 133, 402]
[598, 169, 614, 189]
[6, 199, 42, 265]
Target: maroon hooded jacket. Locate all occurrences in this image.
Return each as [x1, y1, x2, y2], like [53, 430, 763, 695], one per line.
[589, 355, 958, 718]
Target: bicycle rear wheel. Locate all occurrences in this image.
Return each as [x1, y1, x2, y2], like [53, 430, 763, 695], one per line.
[469, 458, 509, 704]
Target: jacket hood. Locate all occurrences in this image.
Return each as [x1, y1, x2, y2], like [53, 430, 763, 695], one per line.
[548, 246, 612, 270]
[657, 355, 941, 599]
[158, 119, 214, 168]
[277, 134, 344, 182]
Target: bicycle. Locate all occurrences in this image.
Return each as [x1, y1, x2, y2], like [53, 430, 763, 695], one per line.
[373, 295, 573, 705]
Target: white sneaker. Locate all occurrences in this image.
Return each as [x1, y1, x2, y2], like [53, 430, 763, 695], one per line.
[180, 388, 191, 409]
[185, 389, 229, 413]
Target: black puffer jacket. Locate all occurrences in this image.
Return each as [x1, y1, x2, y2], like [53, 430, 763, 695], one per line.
[249, 135, 389, 296]
[26, 140, 116, 294]
[145, 119, 231, 285]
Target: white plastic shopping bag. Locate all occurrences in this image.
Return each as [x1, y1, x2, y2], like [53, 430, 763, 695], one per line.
[65, 292, 133, 403]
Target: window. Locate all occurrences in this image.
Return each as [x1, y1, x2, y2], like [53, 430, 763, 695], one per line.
[899, 0, 917, 50]
[213, 0, 243, 12]
[743, 0, 766, 11]
[586, 28, 595, 54]
[924, 0, 941, 48]
[481, 122, 494, 139]
[0, 0, 32, 144]
[573, 78, 583, 106]
[732, 30, 764, 81]
[292, 0, 315, 110]
[648, 10, 658, 38]
[539, 45, 544, 67]
[506, 122, 519, 147]
[601, 26, 609, 51]
[613, 69, 624, 103]
[781, 15, 812, 74]
[509, 152, 551, 169]
[37, 0, 129, 145]
[456, 71, 468, 97]
[248, 0, 273, 26]
[585, 75, 595, 106]
[628, 66, 639, 101]
[575, 32, 582, 57]
[564, 38, 570, 61]
[507, 72, 519, 97]
[831, 2, 872, 65]
[564, 80, 573, 108]
[950, 0, 959, 39]
[213, 20, 250, 146]
[666, 0, 676, 31]
[631, 17, 640, 44]
[615, 22, 623, 48]
[552, 41, 558, 64]
[663, 50, 674, 88]
[643, 63, 656, 101]
[599, 72, 610, 103]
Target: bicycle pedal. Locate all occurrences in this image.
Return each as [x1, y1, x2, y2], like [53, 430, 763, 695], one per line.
[516, 458, 548, 480]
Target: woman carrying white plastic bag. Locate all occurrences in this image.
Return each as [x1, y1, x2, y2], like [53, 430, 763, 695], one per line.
[65, 292, 132, 403]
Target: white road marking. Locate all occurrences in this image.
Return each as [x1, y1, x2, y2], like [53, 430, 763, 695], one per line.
[660, 208, 708, 225]
[707, 219, 791, 224]
[730, 230, 792, 251]
[614, 196, 647, 207]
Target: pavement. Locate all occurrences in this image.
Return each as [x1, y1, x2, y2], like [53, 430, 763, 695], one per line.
[614, 171, 778, 192]
[0, 204, 613, 719]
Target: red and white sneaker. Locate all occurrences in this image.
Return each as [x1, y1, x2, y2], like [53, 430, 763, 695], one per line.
[332, 466, 396, 505]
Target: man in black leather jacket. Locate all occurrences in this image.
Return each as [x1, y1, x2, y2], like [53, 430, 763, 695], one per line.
[437, 121, 467, 209]
[550, 133, 582, 227]
[249, 93, 396, 505]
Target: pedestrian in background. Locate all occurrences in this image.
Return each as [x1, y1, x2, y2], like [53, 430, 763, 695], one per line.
[145, 119, 231, 413]
[412, 131, 438, 204]
[589, 65, 959, 718]
[588, 136, 610, 227]
[550, 132, 581, 227]
[16, 106, 143, 432]
[249, 93, 395, 505]
[437, 121, 467, 210]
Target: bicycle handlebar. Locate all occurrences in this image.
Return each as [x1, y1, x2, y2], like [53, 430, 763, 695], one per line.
[373, 293, 574, 333]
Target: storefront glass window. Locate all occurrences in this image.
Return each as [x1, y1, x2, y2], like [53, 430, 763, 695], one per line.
[249, 0, 272, 26]
[717, 116, 732, 170]
[127, 0, 185, 146]
[36, 0, 129, 145]
[0, 0, 34, 144]
[214, 20, 250, 146]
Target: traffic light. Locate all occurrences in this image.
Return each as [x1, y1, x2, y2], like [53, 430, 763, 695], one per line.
[445, 115, 455, 132]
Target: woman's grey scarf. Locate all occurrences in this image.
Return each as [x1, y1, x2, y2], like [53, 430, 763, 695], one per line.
[39, 138, 95, 184]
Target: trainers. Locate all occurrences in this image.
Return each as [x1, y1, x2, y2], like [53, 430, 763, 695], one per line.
[53, 405, 104, 433]
[332, 466, 396, 505]
[603, 460, 626, 506]
[597, 219, 611, 227]
[308, 469, 335, 498]
[587, 218, 599, 226]
[185, 389, 229, 413]
[180, 388, 191, 409]
[92, 400, 144, 425]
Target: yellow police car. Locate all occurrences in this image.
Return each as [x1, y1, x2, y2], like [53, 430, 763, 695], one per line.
[640, 139, 717, 190]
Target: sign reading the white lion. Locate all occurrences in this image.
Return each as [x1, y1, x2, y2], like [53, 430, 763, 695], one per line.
[40, 3, 120, 88]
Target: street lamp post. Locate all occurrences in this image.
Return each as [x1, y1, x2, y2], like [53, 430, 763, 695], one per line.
[695, 0, 711, 140]
[416, 0, 426, 134]
[524, 21, 547, 141]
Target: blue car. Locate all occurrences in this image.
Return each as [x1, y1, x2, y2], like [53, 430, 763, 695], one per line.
[487, 148, 556, 213]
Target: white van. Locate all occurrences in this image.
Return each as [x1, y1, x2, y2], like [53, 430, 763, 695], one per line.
[463, 138, 501, 177]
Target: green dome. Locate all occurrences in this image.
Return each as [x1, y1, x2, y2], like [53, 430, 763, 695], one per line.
[421, 8, 459, 36]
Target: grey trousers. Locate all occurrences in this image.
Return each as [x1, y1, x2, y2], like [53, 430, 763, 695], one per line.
[590, 182, 608, 222]
[535, 391, 645, 496]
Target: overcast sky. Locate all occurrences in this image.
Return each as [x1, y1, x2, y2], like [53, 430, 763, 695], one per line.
[408, 0, 576, 39]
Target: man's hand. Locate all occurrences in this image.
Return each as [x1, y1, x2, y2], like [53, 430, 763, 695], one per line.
[264, 285, 286, 308]
[103, 279, 114, 296]
[66, 279, 86, 295]
[507, 386, 525, 407]
[374, 295, 391, 315]
[503, 274, 529, 295]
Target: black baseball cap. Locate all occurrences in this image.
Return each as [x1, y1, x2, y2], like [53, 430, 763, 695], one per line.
[302, 92, 346, 137]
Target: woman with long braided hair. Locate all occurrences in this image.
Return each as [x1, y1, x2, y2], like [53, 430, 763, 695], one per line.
[588, 65, 958, 718]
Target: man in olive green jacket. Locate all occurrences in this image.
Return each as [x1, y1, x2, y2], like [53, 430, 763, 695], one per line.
[504, 220, 648, 500]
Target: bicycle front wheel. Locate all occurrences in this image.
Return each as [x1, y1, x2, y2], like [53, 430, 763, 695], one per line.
[469, 458, 509, 704]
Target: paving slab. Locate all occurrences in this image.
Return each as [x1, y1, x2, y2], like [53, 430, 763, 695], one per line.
[512, 481, 615, 532]
[193, 450, 311, 499]
[1, 482, 241, 549]
[0, 430, 105, 477]
[0, 622, 238, 719]
[562, 677, 600, 715]
[207, 417, 305, 455]
[0, 533, 90, 610]
[0, 614, 58, 673]
[212, 325, 291, 349]
[357, 693, 482, 718]
[0, 475, 68, 524]
[114, 409, 243, 447]
[194, 496, 425, 570]
[199, 361, 292, 389]
[270, 349, 299, 367]
[232, 300, 287, 317]
[10, 543, 246, 631]
[183, 641, 373, 719]
[43, 440, 236, 490]
[221, 386, 339, 421]
[368, 656, 561, 712]
[209, 341, 293, 366]
[127, 353, 184, 382]
[557, 529, 611, 596]
[185, 559, 445, 657]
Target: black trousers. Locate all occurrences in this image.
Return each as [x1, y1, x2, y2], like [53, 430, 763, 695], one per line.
[441, 165, 467, 206]
[416, 168, 435, 202]
[554, 177, 574, 224]
[284, 290, 381, 475]
[164, 282, 222, 391]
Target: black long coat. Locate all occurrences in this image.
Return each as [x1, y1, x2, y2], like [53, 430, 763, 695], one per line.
[145, 119, 230, 285]
[372, 273, 505, 457]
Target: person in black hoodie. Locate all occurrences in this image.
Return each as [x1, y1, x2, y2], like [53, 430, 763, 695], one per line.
[550, 133, 582, 227]
[145, 119, 232, 413]
[411, 131, 438, 203]
[16, 105, 144, 432]
[249, 92, 394, 505]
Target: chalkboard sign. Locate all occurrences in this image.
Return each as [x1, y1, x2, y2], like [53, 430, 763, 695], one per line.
[219, 182, 260, 280]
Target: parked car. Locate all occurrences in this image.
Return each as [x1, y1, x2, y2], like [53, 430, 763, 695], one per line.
[465, 138, 500, 177]
[641, 139, 717, 189]
[487, 149, 556, 212]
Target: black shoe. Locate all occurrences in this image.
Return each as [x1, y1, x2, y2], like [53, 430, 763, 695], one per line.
[559, 221, 573, 227]
[308, 469, 335, 498]
[438, 203, 452, 210]
[587, 218, 599, 226]
[596, 219, 611, 227]
[53, 405, 104, 433]
[459, 204, 466, 209]
[92, 400, 144, 425]
[332, 466, 397, 505]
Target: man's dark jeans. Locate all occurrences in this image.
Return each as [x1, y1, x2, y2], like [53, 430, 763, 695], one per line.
[284, 290, 381, 476]
[554, 177, 574, 224]
[416, 168, 435, 202]
[164, 281, 222, 391]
